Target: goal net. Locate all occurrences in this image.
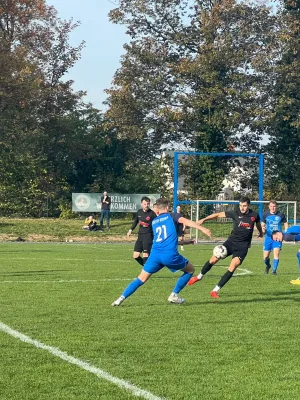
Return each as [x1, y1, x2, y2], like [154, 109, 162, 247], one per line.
[186, 200, 297, 243]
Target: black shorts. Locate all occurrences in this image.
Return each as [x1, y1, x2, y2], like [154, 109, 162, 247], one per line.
[178, 227, 184, 237]
[223, 239, 250, 264]
[134, 234, 153, 254]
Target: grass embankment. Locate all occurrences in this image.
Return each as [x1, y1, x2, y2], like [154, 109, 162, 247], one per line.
[0, 218, 134, 243]
[0, 218, 261, 243]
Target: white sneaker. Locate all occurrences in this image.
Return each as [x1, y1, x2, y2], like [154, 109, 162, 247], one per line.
[168, 293, 185, 304]
[181, 246, 184, 251]
[111, 296, 125, 306]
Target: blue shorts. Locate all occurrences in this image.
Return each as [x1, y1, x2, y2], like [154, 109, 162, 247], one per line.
[264, 235, 283, 251]
[143, 251, 188, 274]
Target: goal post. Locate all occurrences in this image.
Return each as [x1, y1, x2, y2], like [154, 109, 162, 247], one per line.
[173, 151, 265, 217]
[186, 199, 297, 243]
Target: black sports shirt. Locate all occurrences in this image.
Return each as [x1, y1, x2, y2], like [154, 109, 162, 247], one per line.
[225, 208, 260, 244]
[130, 208, 157, 235]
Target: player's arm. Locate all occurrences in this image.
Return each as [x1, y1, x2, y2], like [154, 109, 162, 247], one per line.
[197, 212, 226, 225]
[179, 217, 211, 239]
[261, 222, 266, 234]
[283, 222, 289, 232]
[282, 233, 299, 242]
[127, 213, 139, 236]
[256, 221, 264, 238]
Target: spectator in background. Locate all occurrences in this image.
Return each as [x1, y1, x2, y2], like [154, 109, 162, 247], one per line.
[83, 215, 98, 231]
[100, 191, 111, 230]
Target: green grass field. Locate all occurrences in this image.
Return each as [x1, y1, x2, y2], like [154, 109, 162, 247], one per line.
[0, 242, 299, 400]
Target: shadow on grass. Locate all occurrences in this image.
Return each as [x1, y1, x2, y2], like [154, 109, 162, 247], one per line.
[0, 223, 16, 227]
[0, 249, 54, 253]
[187, 290, 300, 306]
[0, 269, 68, 276]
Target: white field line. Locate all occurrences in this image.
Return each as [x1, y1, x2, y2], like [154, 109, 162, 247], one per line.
[219, 266, 253, 276]
[0, 266, 252, 284]
[0, 321, 165, 400]
[193, 266, 253, 276]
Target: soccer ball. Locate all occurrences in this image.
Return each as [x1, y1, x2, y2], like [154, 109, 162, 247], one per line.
[213, 245, 227, 259]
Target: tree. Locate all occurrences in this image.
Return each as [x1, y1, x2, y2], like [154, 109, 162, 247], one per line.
[106, 0, 277, 198]
[263, 0, 300, 199]
[0, 0, 86, 216]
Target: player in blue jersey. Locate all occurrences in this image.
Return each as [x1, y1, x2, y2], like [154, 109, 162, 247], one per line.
[111, 198, 211, 306]
[272, 226, 300, 281]
[261, 200, 288, 275]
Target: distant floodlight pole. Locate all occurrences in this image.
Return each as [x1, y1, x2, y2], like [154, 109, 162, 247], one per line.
[173, 152, 265, 217]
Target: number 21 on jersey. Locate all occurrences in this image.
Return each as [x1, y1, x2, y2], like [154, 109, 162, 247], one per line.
[156, 225, 167, 242]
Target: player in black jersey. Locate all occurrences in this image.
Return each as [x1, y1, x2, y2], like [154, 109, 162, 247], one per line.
[127, 196, 157, 266]
[188, 196, 263, 298]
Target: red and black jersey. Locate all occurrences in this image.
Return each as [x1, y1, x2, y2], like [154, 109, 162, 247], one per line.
[130, 208, 157, 235]
[225, 208, 260, 245]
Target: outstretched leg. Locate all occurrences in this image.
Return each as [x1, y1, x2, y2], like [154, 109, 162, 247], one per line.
[210, 257, 240, 299]
[169, 262, 194, 304]
[188, 256, 219, 285]
[112, 270, 151, 306]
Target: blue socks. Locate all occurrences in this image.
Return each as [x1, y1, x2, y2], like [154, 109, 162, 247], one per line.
[297, 251, 300, 276]
[273, 259, 279, 273]
[122, 278, 144, 298]
[173, 272, 193, 294]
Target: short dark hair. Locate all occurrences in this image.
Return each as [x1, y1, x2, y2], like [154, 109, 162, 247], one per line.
[156, 198, 169, 209]
[239, 196, 250, 205]
[141, 196, 150, 202]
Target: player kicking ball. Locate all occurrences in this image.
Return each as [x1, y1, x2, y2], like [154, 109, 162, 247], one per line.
[188, 196, 263, 299]
[112, 198, 211, 306]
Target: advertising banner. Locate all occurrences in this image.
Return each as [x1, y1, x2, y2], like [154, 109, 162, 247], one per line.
[72, 193, 160, 213]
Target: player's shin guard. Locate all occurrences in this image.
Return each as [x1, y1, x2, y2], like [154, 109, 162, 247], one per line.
[173, 272, 193, 294]
[217, 270, 234, 289]
[122, 278, 144, 298]
[134, 256, 144, 266]
[273, 259, 279, 273]
[201, 261, 213, 275]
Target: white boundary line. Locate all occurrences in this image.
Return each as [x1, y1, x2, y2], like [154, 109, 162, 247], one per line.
[0, 321, 165, 400]
[193, 265, 253, 276]
[0, 268, 253, 284]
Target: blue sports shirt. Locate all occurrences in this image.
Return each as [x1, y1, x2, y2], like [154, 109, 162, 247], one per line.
[151, 212, 181, 253]
[262, 211, 287, 237]
[283, 225, 300, 242]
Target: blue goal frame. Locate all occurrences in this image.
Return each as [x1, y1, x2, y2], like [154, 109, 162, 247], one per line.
[173, 151, 265, 217]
